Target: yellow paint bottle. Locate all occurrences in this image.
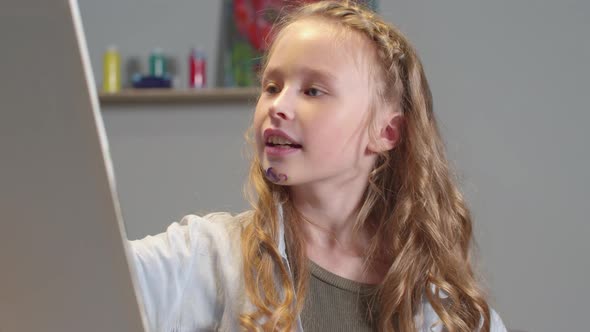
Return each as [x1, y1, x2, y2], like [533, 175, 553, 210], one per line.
[102, 45, 121, 93]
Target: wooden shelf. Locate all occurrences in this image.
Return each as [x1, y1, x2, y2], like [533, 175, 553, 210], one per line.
[99, 87, 260, 104]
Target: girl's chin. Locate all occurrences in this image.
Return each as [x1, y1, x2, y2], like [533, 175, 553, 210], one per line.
[264, 166, 289, 184]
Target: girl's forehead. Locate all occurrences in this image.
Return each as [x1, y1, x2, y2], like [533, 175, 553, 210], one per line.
[266, 18, 375, 76]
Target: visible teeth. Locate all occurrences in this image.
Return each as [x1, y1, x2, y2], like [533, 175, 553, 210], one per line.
[268, 135, 293, 145]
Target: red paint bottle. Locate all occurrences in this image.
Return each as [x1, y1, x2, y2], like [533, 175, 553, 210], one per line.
[189, 48, 206, 88]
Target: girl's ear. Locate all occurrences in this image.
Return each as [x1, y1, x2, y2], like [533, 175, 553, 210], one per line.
[367, 112, 404, 153]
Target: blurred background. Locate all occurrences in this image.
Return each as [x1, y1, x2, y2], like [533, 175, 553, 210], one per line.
[78, 1, 589, 331]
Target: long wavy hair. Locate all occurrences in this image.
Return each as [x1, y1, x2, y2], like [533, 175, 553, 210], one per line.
[240, 1, 491, 331]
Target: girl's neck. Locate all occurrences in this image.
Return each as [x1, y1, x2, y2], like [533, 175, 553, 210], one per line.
[289, 176, 370, 255]
[288, 177, 388, 284]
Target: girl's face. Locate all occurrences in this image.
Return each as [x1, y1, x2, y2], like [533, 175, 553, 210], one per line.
[254, 19, 378, 186]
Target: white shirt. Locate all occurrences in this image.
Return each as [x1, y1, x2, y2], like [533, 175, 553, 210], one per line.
[129, 207, 507, 332]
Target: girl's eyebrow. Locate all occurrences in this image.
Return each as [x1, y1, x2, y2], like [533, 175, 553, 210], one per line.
[262, 66, 337, 82]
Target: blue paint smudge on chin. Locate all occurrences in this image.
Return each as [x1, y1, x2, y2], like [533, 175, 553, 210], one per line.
[265, 167, 288, 183]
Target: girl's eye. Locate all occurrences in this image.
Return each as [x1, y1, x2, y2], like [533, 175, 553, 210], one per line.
[304, 87, 324, 97]
[264, 83, 280, 94]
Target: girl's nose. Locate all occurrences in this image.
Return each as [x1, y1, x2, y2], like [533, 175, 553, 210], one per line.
[269, 88, 295, 121]
[269, 107, 291, 121]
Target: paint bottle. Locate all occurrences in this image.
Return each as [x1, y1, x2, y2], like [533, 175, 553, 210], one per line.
[102, 45, 121, 93]
[189, 48, 206, 88]
[149, 48, 166, 78]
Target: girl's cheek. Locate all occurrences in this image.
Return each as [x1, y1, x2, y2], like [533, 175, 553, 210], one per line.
[253, 108, 264, 127]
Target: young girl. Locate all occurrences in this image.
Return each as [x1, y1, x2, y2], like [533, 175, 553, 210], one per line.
[129, 1, 507, 331]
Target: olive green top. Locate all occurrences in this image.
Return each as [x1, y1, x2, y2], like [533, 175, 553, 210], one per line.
[301, 260, 378, 331]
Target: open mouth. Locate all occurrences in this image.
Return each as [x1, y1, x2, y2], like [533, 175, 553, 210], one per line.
[265, 142, 302, 148]
[265, 135, 302, 149]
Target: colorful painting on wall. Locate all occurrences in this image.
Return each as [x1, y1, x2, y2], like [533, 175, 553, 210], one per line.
[216, 0, 378, 87]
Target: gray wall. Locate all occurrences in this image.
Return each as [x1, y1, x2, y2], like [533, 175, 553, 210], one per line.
[79, 1, 589, 331]
[80, 0, 254, 239]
